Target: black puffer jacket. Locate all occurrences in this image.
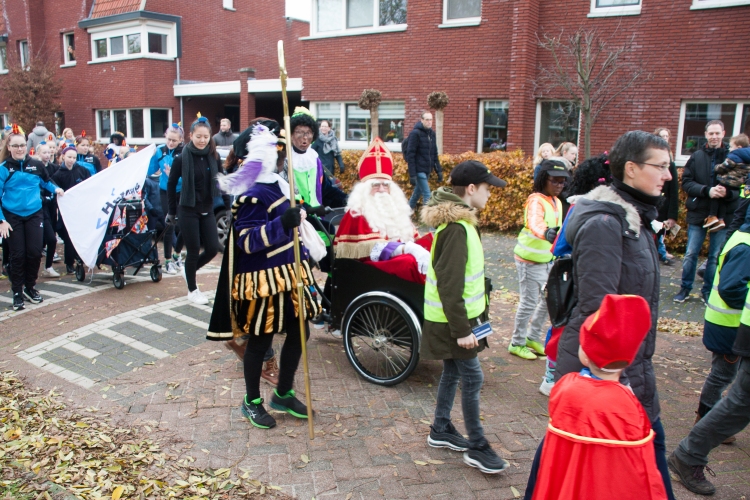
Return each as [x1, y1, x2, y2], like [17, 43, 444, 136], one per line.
[682, 144, 737, 226]
[405, 122, 442, 179]
[554, 182, 662, 423]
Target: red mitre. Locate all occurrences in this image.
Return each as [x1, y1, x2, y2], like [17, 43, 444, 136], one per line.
[357, 137, 393, 181]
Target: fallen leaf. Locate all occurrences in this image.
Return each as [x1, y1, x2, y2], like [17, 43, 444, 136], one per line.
[511, 486, 520, 498]
[427, 459, 443, 465]
[414, 460, 428, 466]
[112, 485, 124, 500]
[301, 454, 310, 463]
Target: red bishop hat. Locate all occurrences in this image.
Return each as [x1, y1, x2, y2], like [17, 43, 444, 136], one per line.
[357, 137, 393, 181]
[580, 294, 651, 369]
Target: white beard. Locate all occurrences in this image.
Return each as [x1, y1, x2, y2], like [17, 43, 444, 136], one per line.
[347, 181, 415, 243]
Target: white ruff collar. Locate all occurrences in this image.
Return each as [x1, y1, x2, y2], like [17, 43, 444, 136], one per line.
[292, 148, 319, 173]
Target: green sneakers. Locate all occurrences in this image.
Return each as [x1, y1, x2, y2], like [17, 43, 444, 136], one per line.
[270, 389, 310, 419]
[508, 344, 538, 360]
[526, 339, 546, 356]
[241, 396, 277, 429]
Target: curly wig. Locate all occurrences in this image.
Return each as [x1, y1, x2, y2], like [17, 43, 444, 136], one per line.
[562, 153, 612, 198]
[290, 113, 319, 142]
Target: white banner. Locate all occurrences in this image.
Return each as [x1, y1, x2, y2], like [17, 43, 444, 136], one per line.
[58, 145, 155, 269]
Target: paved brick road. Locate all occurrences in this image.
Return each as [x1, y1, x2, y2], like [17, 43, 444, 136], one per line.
[1, 236, 747, 499]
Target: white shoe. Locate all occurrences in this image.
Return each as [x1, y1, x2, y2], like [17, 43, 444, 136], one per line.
[329, 329, 342, 339]
[164, 261, 178, 275]
[539, 379, 555, 397]
[40, 267, 60, 278]
[174, 257, 184, 270]
[56, 235, 64, 244]
[187, 288, 209, 305]
[52, 252, 61, 263]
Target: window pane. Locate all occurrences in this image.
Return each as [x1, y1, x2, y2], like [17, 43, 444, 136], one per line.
[539, 101, 580, 150]
[147, 33, 167, 54]
[113, 110, 127, 137]
[596, 0, 639, 5]
[380, 0, 406, 25]
[680, 103, 736, 156]
[481, 101, 509, 153]
[447, 0, 481, 19]
[346, 104, 369, 141]
[317, 0, 343, 31]
[65, 34, 75, 62]
[347, 0, 374, 28]
[378, 102, 405, 143]
[20, 41, 29, 66]
[0, 46, 6, 70]
[316, 103, 342, 140]
[110, 36, 124, 55]
[150, 109, 169, 138]
[99, 110, 111, 138]
[740, 104, 750, 138]
[129, 109, 144, 138]
[127, 34, 141, 54]
[95, 39, 107, 58]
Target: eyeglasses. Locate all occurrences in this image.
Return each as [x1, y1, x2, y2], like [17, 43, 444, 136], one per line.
[9, 144, 27, 149]
[547, 177, 567, 185]
[293, 131, 313, 139]
[371, 181, 391, 189]
[637, 161, 670, 172]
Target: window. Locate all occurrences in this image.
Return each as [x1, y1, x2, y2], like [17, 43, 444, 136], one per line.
[95, 39, 107, 58]
[690, 0, 750, 10]
[313, 0, 406, 35]
[535, 101, 580, 151]
[88, 20, 176, 62]
[0, 114, 9, 129]
[62, 33, 76, 65]
[444, 0, 481, 24]
[96, 108, 172, 144]
[223, 0, 235, 9]
[588, 0, 641, 17]
[676, 101, 750, 164]
[110, 36, 124, 56]
[312, 101, 405, 149]
[19, 40, 29, 69]
[0, 43, 7, 73]
[147, 33, 167, 54]
[127, 34, 141, 54]
[478, 100, 509, 153]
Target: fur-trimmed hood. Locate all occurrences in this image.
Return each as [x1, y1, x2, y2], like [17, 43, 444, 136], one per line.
[420, 188, 478, 228]
[567, 185, 642, 244]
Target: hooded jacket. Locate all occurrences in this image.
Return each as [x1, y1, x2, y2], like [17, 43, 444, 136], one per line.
[682, 143, 737, 225]
[27, 125, 50, 151]
[0, 156, 59, 220]
[419, 188, 488, 361]
[555, 183, 662, 423]
[147, 144, 183, 192]
[405, 122, 442, 179]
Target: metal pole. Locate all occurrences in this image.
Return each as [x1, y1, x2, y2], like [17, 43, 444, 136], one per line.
[278, 40, 315, 440]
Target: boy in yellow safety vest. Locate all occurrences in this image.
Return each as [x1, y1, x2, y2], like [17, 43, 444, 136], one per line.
[419, 160, 508, 474]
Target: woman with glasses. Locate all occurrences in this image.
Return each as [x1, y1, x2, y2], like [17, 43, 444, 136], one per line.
[0, 125, 64, 311]
[509, 159, 569, 361]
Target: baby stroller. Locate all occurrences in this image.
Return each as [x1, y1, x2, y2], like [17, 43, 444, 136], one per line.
[74, 199, 162, 289]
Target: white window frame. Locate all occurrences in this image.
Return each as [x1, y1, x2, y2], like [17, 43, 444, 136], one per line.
[311, 101, 405, 151]
[0, 114, 9, 129]
[19, 40, 29, 69]
[223, 0, 236, 11]
[441, 0, 482, 28]
[533, 100, 581, 154]
[87, 19, 177, 63]
[477, 100, 509, 153]
[0, 42, 8, 74]
[675, 100, 750, 166]
[95, 107, 172, 145]
[307, 0, 407, 39]
[690, 0, 750, 9]
[588, 0, 641, 18]
[61, 32, 76, 67]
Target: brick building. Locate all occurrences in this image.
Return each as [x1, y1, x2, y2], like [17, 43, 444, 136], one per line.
[0, 0, 310, 147]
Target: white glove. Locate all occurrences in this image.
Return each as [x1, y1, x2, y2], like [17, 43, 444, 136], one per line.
[403, 241, 431, 275]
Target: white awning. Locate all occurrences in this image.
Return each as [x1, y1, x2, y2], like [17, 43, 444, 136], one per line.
[173, 78, 303, 97]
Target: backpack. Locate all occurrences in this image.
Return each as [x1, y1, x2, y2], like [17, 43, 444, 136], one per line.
[400, 134, 409, 157]
[544, 256, 575, 328]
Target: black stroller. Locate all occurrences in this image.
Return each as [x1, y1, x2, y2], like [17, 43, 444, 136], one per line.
[74, 199, 162, 289]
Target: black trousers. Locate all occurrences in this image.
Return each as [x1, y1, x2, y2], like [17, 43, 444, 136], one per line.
[42, 204, 57, 269]
[177, 208, 219, 291]
[56, 221, 79, 267]
[4, 210, 44, 294]
[160, 190, 175, 259]
[243, 295, 310, 401]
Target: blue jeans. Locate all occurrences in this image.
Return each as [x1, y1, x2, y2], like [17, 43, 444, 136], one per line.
[409, 172, 431, 209]
[433, 357, 485, 448]
[680, 224, 726, 295]
[657, 234, 668, 260]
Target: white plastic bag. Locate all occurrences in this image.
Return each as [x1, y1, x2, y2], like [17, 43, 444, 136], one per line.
[299, 220, 327, 262]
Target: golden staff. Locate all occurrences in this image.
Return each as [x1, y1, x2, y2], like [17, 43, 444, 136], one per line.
[278, 40, 315, 440]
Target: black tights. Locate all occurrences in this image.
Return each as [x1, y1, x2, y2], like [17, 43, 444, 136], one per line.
[243, 295, 309, 401]
[178, 208, 219, 291]
[43, 206, 57, 269]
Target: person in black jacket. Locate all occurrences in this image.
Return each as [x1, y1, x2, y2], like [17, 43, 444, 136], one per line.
[674, 120, 737, 304]
[554, 130, 675, 499]
[405, 112, 443, 210]
[36, 141, 62, 278]
[654, 128, 680, 265]
[52, 144, 91, 274]
[311, 120, 345, 176]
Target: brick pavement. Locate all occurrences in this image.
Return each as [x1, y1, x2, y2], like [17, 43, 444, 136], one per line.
[1, 241, 748, 499]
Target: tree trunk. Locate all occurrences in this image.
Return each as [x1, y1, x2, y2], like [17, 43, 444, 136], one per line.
[435, 109, 444, 154]
[370, 108, 379, 142]
[584, 110, 592, 159]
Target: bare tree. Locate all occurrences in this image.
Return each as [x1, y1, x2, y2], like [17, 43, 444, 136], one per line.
[532, 25, 651, 158]
[0, 52, 62, 134]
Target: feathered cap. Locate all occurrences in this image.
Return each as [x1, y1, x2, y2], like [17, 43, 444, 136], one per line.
[217, 124, 279, 196]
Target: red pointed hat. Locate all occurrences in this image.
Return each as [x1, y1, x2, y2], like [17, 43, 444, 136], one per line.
[580, 294, 651, 369]
[357, 137, 393, 181]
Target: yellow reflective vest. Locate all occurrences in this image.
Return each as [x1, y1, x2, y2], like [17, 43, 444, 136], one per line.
[514, 194, 562, 263]
[705, 231, 750, 327]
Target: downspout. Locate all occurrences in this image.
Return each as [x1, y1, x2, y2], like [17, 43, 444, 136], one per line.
[176, 57, 183, 124]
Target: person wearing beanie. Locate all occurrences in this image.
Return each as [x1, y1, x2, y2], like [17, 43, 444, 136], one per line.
[524, 294, 668, 500]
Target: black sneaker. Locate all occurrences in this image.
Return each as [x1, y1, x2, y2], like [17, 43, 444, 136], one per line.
[701, 291, 710, 305]
[66, 265, 75, 274]
[12, 293, 24, 311]
[463, 441, 509, 474]
[23, 287, 43, 304]
[660, 257, 673, 266]
[673, 287, 690, 303]
[241, 396, 276, 429]
[427, 422, 469, 451]
[667, 451, 716, 495]
[270, 389, 310, 419]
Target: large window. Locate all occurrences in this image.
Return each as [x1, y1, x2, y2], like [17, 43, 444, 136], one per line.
[677, 101, 750, 163]
[19, 40, 29, 69]
[536, 101, 580, 151]
[444, 0, 481, 24]
[478, 100, 509, 153]
[88, 20, 176, 62]
[313, 0, 406, 35]
[588, 0, 641, 16]
[96, 108, 172, 144]
[311, 101, 405, 149]
[62, 33, 76, 65]
[0, 43, 7, 73]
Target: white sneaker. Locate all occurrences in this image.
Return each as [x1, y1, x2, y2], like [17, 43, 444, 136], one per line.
[40, 267, 60, 278]
[539, 379, 555, 397]
[187, 288, 209, 305]
[52, 252, 62, 263]
[164, 261, 178, 275]
[173, 257, 184, 270]
[329, 329, 342, 339]
[56, 235, 64, 244]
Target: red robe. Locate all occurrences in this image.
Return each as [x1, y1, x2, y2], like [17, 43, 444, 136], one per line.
[533, 373, 667, 500]
[333, 211, 432, 284]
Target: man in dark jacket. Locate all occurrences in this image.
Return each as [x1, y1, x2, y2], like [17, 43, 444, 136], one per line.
[213, 119, 237, 147]
[405, 112, 443, 210]
[674, 120, 737, 304]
